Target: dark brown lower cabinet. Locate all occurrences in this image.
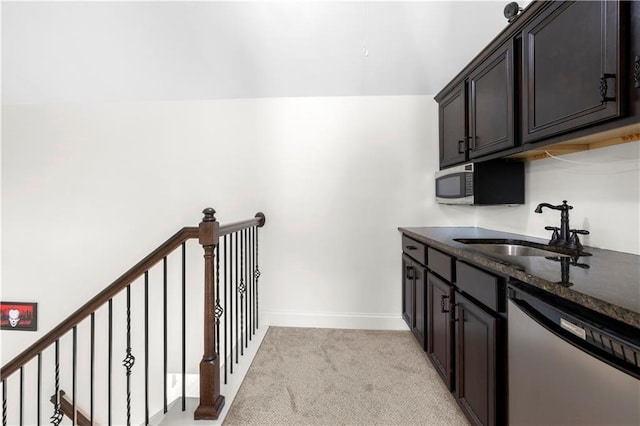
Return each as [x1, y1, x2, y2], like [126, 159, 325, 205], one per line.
[413, 266, 426, 348]
[455, 291, 502, 426]
[402, 254, 427, 349]
[400, 234, 506, 426]
[427, 272, 454, 390]
[402, 254, 414, 327]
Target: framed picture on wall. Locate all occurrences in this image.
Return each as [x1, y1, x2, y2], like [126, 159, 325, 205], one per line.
[1, 302, 37, 331]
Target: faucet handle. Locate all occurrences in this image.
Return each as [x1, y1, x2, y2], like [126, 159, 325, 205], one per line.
[570, 229, 589, 235]
[569, 229, 588, 250]
[544, 226, 560, 244]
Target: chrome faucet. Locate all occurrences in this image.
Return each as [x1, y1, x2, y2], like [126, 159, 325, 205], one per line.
[535, 200, 589, 250]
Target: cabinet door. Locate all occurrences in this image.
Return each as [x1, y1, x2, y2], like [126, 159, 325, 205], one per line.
[468, 40, 515, 159]
[413, 265, 427, 350]
[439, 83, 467, 168]
[455, 292, 499, 426]
[401, 254, 414, 329]
[522, 0, 621, 143]
[427, 272, 454, 390]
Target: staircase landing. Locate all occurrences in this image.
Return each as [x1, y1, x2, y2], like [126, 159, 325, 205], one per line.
[149, 326, 268, 425]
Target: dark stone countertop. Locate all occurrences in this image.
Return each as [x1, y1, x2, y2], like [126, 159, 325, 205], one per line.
[398, 226, 640, 330]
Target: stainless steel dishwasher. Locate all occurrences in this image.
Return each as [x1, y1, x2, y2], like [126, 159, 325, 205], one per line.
[508, 281, 640, 425]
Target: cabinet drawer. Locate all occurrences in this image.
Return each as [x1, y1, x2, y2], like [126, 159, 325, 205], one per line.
[456, 261, 503, 312]
[428, 248, 453, 282]
[402, 235, 426, 264]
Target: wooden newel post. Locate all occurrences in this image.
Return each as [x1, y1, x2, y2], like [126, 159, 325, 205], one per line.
[194, 207, 225, 420]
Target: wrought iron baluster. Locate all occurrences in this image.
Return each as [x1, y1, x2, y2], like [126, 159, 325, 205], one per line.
[163, 256, 168, 414]
[224, 234, 228, 384]
[245, 228, 249, 347]
[235, 231, 239, 364]
[19, 367, 23, 426]
[37, 353, 41, 425]
[72, 326, 77, 426]
[252, 227, 255, 337]
[229, 236, 233, 377]
[50, 340, 62, 426]
[182, 242, 187, 412]
[239, 229, 246, 356]
[215, 244, 222, 360]
[108, 299, 112, 426]
[2, 379, 6, 426]
[244, 228, 248, 340]
[145, 270, 150, 425]
[245, 229, 249, 348]
[255, 226, 261, 330]
[246, 228, 252, 343]
[229, 233, 234, 373]
[251, 227, 255, 337]
[90, 313, 95, 425]
[123, 285, 135, 426]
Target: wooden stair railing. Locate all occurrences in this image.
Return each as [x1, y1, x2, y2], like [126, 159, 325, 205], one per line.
[1, 208, 266, 425]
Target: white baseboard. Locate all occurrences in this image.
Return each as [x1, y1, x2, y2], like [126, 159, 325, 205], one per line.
[264, 310, 409, 330]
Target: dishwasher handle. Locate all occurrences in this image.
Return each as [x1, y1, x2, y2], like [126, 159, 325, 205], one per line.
[508, 285, 640, 380]
[508, 295, 584, 341]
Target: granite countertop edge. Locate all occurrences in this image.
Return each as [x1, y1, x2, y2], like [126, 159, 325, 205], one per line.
[399, 226, 640, 330]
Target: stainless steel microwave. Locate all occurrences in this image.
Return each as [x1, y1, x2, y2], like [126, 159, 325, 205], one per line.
[435, 160, 525, 205]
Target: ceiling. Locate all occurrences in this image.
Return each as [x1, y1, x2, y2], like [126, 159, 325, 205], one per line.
[1, 1, 524, 104]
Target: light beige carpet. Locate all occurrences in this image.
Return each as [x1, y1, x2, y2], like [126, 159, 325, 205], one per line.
[223, 327, 469, 425]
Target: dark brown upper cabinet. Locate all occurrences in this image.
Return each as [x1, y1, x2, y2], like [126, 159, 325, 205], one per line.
[469, 40, 516, 159]
[437, 41, 516, 169]
[522, 0, 622, 143]
[435, 0, 638, 166]
[438, 83, 467, 168]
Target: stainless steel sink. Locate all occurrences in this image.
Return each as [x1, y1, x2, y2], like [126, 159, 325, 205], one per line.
[453, 238, 591, 257]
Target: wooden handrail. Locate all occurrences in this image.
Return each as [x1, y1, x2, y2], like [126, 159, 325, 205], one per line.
[1, 226, 199, 380]
[219, 212, 266, 236]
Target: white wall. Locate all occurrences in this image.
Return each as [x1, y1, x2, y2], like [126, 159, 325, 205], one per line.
[2, 95, 448, 363]
[258, 96, 475, 328]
